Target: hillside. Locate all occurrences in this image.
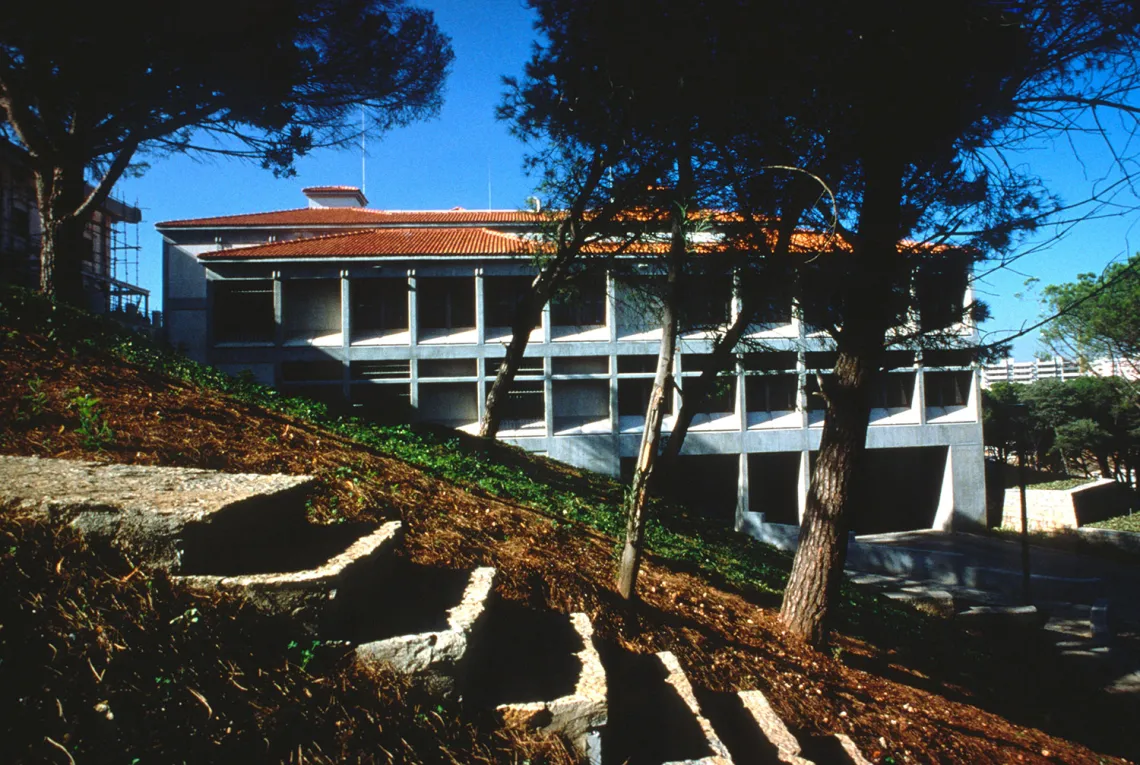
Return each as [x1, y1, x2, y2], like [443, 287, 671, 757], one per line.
[0, 286, 1134, 764]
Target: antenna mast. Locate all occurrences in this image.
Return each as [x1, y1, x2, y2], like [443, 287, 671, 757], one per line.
[361, 108, 367, 197]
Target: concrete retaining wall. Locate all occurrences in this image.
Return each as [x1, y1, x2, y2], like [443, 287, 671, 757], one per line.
[1001, 479, 1131, 532]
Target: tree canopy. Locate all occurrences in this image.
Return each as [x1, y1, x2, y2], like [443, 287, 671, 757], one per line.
[1040, 253, 1140, 370]
[0, 0, 453, 303]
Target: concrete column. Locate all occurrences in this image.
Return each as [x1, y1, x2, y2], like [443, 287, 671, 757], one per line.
[474, 267, 485, 346]
[272, 270, 283, 348]
[407, 270, 418, 410]
[914, 350, 927, 426]
[341, 270, 351, 399]
[542, 300, 552, 345]
[736, 451, 749, 531]
[544, 356, 554, 437]
[407, 270, 418, 347]
[796, 348, 809, 430]
[797, 449, 811, 523]
[606, 269, 618, 344]
[736, 355, 746, 432]
[609, 355, 619, 433]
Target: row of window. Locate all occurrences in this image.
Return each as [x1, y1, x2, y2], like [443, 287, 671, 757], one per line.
[280, 369, 973, 417]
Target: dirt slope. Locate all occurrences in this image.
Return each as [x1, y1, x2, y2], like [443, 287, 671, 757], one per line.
[0, 310, 1133, 764]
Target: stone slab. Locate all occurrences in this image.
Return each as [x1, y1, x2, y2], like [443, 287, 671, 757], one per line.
[176, 521, 403, 621]
[0, 455, 313, 567]
[657, 651, 733, 765]
[498, 612, 607, 765]
[356, 566, 496, 697]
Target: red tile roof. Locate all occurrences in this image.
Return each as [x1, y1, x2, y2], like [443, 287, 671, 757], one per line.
[199, 227, 536, 259]
[157, 207, 545, 228]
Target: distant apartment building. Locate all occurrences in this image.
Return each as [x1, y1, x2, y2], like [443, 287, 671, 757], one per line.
[0, 139, 150, 320]
[980, 355, 1140, 388]
[158, 186, 986, 537]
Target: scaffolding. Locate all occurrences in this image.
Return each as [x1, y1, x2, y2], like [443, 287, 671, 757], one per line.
[109, 205, 149, 319]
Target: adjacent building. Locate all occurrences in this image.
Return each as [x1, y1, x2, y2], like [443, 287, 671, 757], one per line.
[158, 186, 986, 537]
[0, 138, 150, 320]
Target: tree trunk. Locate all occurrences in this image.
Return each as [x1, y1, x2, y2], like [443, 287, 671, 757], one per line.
[617, 234, 682, 600]
[778, 349, 876, 646]
[778, 149, 903, 648]
[35, 167, 88, 306]
[617, 144, 691, 601]
[479, 275, 556, 438]
[657, 304, 748, 472]
[478, 152, 624, 440]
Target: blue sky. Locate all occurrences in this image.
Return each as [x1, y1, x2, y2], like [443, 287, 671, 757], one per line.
[113, 0, 1140, 360]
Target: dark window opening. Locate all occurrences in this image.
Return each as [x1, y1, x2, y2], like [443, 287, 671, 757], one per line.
[501, 381, 545, 421]
[745, 375, 798, 412]
[679, 274, 731, 331]
[352, 279, 407, 335]
[926, 370, 972, 407]
[484, 276, 533, 327]
[418, 382, 478, 425]
[748, 452, 800, 524]
[283, 279, 341, 339]
[691, 377, 735, 415]
[743, 351, 797, 373]
[874, 372, 915, 409]
[485, 357, 544, 376]
[351, 360, 410, 380]
[618, 378, 674, 417]
[420, 358, 477, 378]
[418, 277, 475, 330]
[281, 361, 342, 382]
[351, 384, 412, 424]
[618, 355, 659, 374]
[213, 280, 274, 344]
[551, 273, 606, 326]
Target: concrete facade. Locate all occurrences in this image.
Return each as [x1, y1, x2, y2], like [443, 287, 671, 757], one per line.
[158, 187, 987, 535]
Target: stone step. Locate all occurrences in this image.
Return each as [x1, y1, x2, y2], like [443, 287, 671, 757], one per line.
[489, 610, 607, 765]
[737, 689, 871, 765]
[597, 640, 732, 765]
[657, 651, 733, 765]
[176, 521, 404, 630]
[354, 565, 496, 696]
[0, 455, 315, 569]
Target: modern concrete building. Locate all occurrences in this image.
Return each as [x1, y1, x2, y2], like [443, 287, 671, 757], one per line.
[0, 138, 150, 319]
[158, 186, 986, 536]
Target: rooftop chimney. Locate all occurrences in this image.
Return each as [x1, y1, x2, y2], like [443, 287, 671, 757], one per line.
[302, 186, 369, 209]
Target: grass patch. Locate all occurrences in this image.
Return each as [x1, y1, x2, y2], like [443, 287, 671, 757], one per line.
[1088, 513, 1140, 532]
[1030, 477, 1095, 491]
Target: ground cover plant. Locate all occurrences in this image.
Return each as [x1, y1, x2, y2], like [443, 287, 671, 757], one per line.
[1, 285, 1137, 763]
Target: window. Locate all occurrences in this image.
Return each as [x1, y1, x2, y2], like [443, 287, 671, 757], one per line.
[618, 378, 673, 416]
[483, 276, 533, 327]
[281, 361, 342, 382]
[352, 279, 407, 335]
[552, 356, 609, 375]
[419, 358, 477, 378]
[351, 360, 410, 380]
[874, 372, 915, 409]
[418, 277, 475, 330]
[925, 371, 972, 407]
[551, 273, 605, 326]
[213, 281, 274, 344]
[283, 280, 341, 340]
[679, 274, 731, 331]
[745, 375, 798, 411]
